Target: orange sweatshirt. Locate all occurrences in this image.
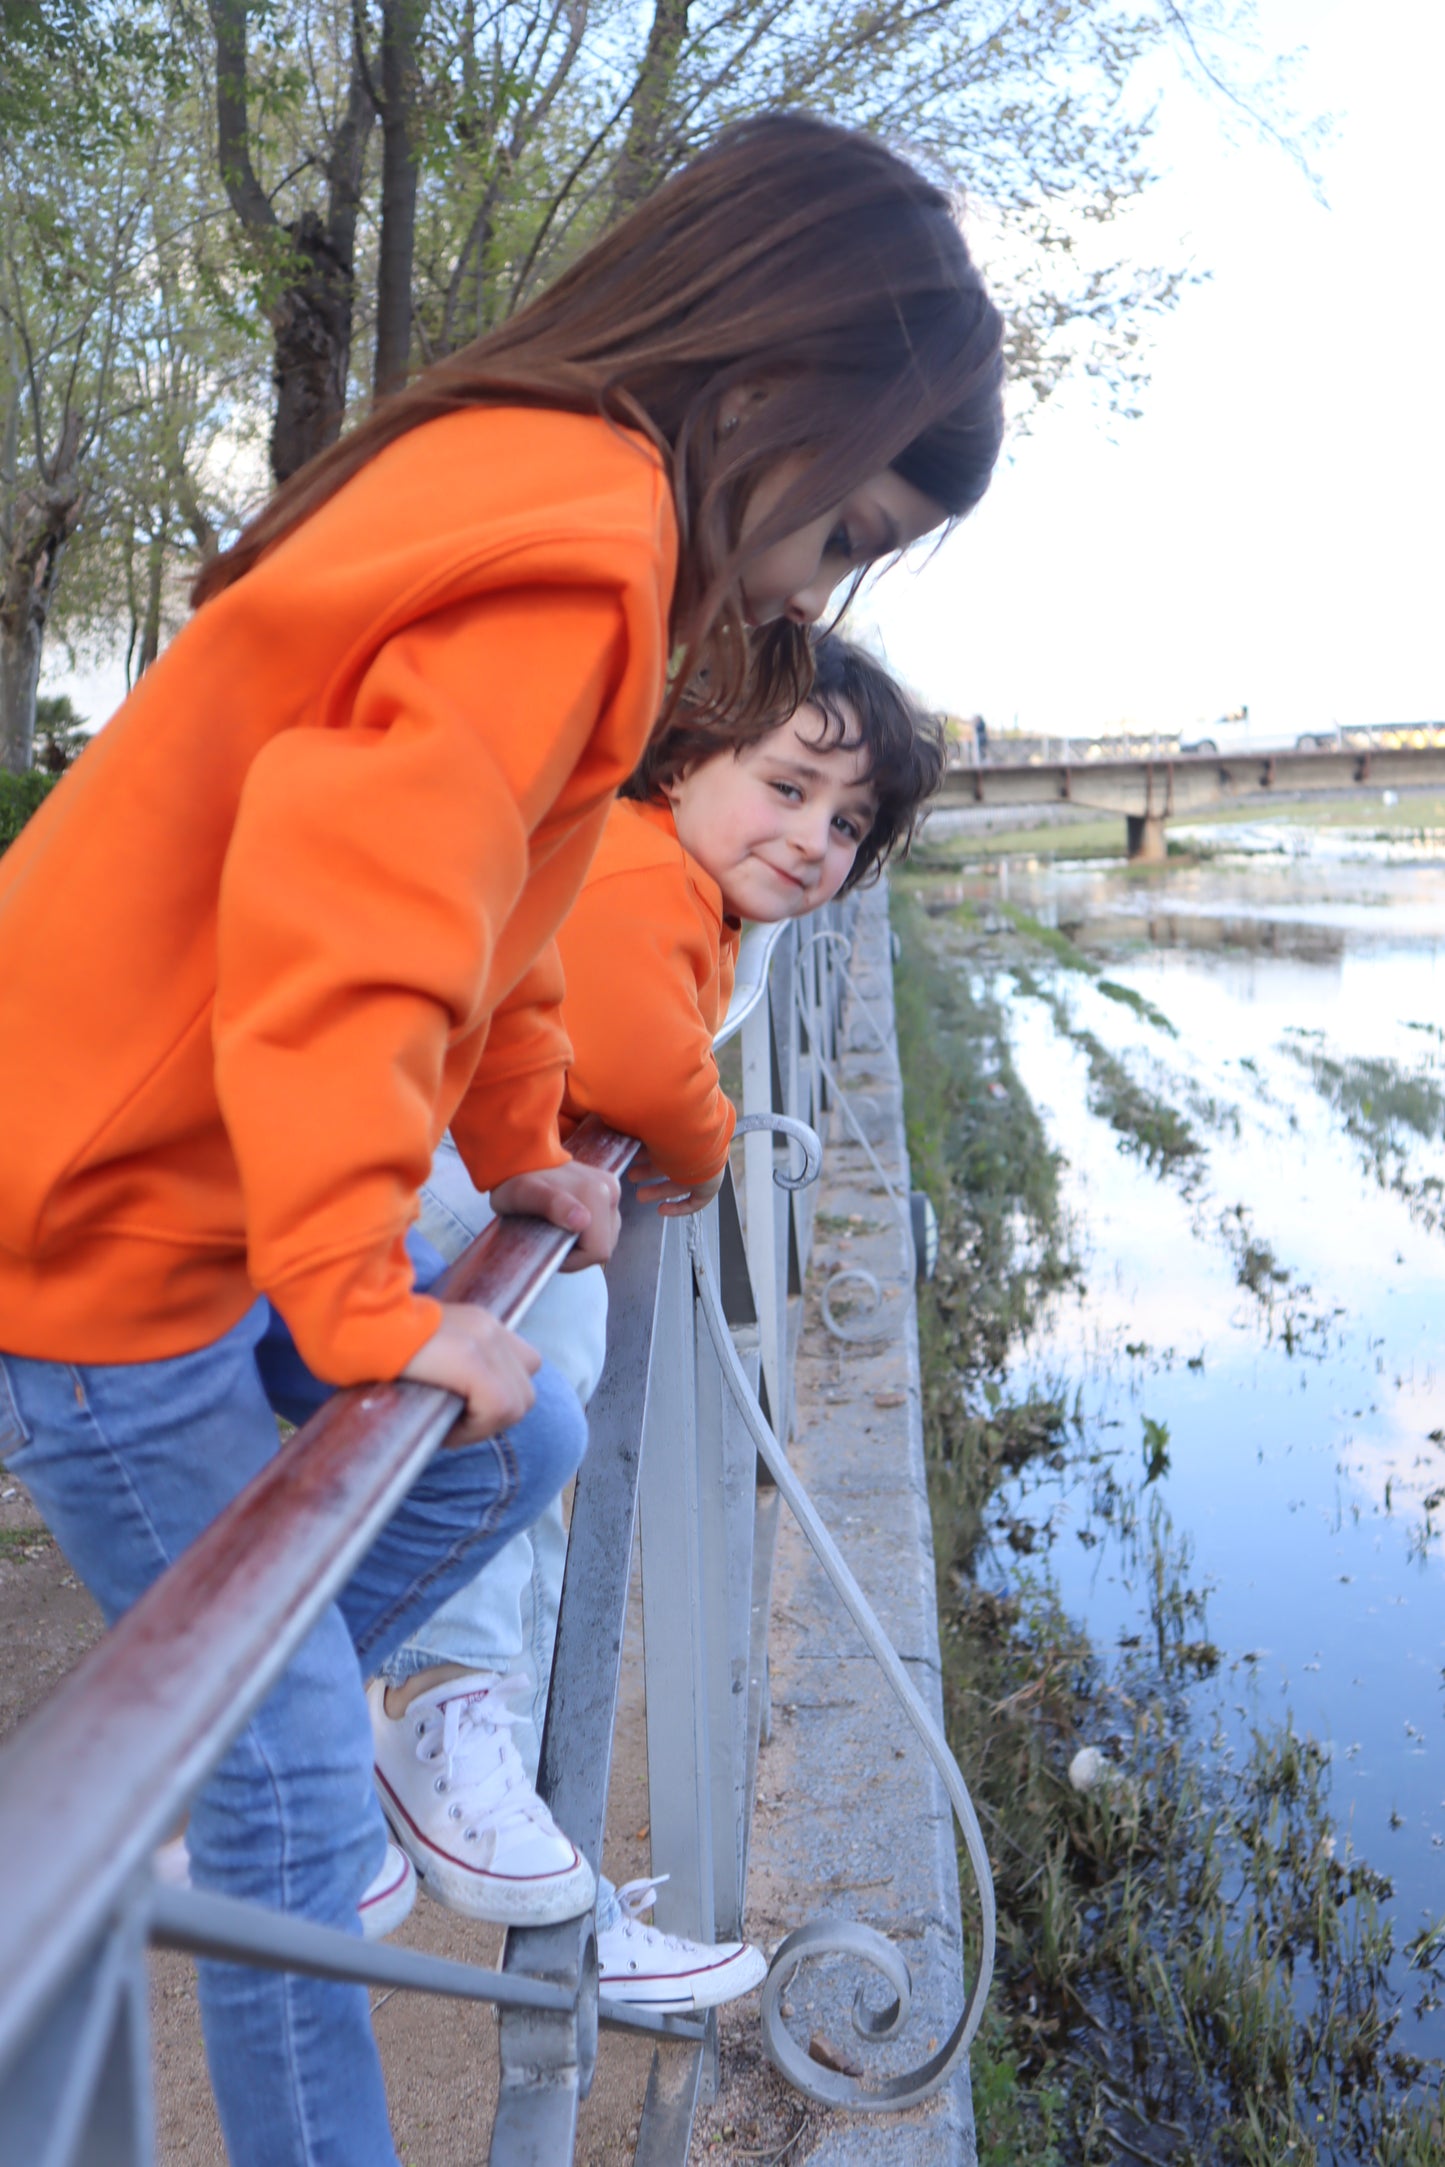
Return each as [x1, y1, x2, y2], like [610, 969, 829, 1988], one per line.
[556, 798, 740, 1185]
[0, 408, 675, 1381]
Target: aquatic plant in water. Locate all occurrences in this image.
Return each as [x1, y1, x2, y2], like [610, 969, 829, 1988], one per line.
[892, 887, 1445, 2166]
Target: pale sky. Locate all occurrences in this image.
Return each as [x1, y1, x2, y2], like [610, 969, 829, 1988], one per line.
[52, 0, 1444, 741]
[864, 0, 1445, 738]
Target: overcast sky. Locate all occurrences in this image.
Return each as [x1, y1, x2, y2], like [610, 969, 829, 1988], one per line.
[863, 0, 1445, 738]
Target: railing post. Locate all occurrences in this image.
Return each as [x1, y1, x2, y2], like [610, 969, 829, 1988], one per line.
[740, 974, 783, 1434]
[772, 926, 807, 1441]
[690, 1205, 758, 1945]
[637, 1219, 716, 1951]
[0, 1903, 154, 2167]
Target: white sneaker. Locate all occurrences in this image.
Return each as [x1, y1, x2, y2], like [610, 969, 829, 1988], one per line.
[598, 1877, 768, 2010]
[152, 1834, 417, 1942]
[368, 1673, 596, 1926]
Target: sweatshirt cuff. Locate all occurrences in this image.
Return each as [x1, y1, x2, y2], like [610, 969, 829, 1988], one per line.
[455, 1068, 569, 1191]
[266, 1236, 444, 1385]
[653, 1100, 737, 1186]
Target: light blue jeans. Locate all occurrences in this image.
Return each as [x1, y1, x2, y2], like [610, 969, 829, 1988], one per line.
[407, 1134, 620, 1928]
[0, 1289, 587, 2167]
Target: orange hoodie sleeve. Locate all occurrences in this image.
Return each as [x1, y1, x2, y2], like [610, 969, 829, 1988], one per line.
[213, 584, 628, 1384]
[557, 859, 736, 1185]
[448, 941, 571, 1191]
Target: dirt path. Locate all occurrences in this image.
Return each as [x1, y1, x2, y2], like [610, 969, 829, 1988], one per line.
[1, 1471, 814, 2165]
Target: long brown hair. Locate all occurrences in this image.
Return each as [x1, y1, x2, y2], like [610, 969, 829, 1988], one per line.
[195, 114, 1004, 730]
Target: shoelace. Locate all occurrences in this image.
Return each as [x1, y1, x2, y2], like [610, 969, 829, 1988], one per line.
[413, 1676, 554, 1838]
[612, 1874, 670, 1921]
[606, 1874, 705, 1956]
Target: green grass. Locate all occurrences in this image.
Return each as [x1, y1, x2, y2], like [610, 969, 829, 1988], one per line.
[1097, 978, 1178, 1036]
[1009, 961, 1200, 1174]
[0, 1527, 54, 1559]
[995, 903, 1098, 974]
[1068, 1026, 1200, 1171]
[1292, 1049, 1445, 1151]
[892, 889, 1073, 1382]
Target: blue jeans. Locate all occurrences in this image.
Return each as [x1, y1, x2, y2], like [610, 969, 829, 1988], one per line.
[407, 1140, 622, 1937]
[0, 1298, 587, 2167]
[405, 1139, 608, 1754]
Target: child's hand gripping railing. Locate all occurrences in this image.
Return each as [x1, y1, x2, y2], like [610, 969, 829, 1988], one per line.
[0, 1118, 637, 2162]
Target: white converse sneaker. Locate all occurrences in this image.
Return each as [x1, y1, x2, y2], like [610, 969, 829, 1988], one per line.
[358, 1839, 418, 1939]
[368, 1673, 596, 1925]
[597, 1877, 768, 2010]
[152, 1834, 417, 1941]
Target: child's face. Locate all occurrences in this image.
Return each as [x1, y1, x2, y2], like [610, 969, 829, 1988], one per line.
[737, 464, 945, 629]
[664, 704, 877, 923]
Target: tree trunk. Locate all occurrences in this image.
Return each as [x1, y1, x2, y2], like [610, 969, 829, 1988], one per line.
[0, 427, 82, 772]
[374, 0, 427, 399]
[610, 0, 690, 217]
[136, 532, 166, 677]
[269, 211, 357, 482]
[208, 0, 374, 483]
[0, 606, 45, 776]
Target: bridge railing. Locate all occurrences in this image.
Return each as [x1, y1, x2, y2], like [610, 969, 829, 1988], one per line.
[0, 899, 992, 2166]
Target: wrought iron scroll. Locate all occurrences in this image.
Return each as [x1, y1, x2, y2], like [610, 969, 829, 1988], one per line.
[731, 1112, 822, 1191]
[687, 1038, 997, 2109]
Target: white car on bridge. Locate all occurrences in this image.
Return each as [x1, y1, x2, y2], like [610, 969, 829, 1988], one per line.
[1179, 709, 1340, 757]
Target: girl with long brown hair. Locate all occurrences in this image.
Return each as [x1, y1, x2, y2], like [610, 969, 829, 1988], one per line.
[0, 112, 1002, 2164]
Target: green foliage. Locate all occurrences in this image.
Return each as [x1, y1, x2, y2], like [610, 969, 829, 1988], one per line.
[1292, 1045, 1445, 1151]
[892, 887, 1073, 1388]
[1141, 1413, 1171, 1484]
[996, 902, 1099, 975]
[1055, 1011, 1202, 1172]
[0, 769, 58, 851]
[1097, 977, 1179, 1035]
[1, 0, 252, 765]
[33, 694, 88, 769]
[0, 0, 1311, 753]
[972, 1999, 1068, 2166]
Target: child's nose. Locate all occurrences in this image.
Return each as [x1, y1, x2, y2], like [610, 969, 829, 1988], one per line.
[785, 571, 843, 626]
[793, 804, 833, 858]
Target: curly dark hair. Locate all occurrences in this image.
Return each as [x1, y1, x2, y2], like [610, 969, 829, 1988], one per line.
[624, 633, 945, 892]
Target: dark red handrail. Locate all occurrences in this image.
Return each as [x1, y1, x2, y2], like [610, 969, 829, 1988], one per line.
[0, 1118, 636, 2069]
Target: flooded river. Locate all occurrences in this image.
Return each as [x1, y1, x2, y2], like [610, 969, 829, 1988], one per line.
[937, 813, 1445, 2081]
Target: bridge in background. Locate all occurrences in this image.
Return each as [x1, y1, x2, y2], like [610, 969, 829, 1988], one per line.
[934, 742, 1445, 859]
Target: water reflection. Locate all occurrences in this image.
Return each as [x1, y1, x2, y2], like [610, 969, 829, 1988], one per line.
[961, 826, 1445, 2060]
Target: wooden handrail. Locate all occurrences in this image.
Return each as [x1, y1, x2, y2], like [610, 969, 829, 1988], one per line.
[0, 1118, 637, 2070]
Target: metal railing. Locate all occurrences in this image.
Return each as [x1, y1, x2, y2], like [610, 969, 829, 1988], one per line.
[0, 897, 992, 2165]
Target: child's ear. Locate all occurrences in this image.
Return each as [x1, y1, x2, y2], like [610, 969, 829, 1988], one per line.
[717, 383, 771, 437]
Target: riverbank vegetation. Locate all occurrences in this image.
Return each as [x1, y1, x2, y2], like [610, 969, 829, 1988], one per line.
[892, 886, 1445, 2165]
[911, 794, 1445, 871]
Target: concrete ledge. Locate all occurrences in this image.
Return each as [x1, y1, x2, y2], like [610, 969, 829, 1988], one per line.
[738, 882, 977, 2166]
